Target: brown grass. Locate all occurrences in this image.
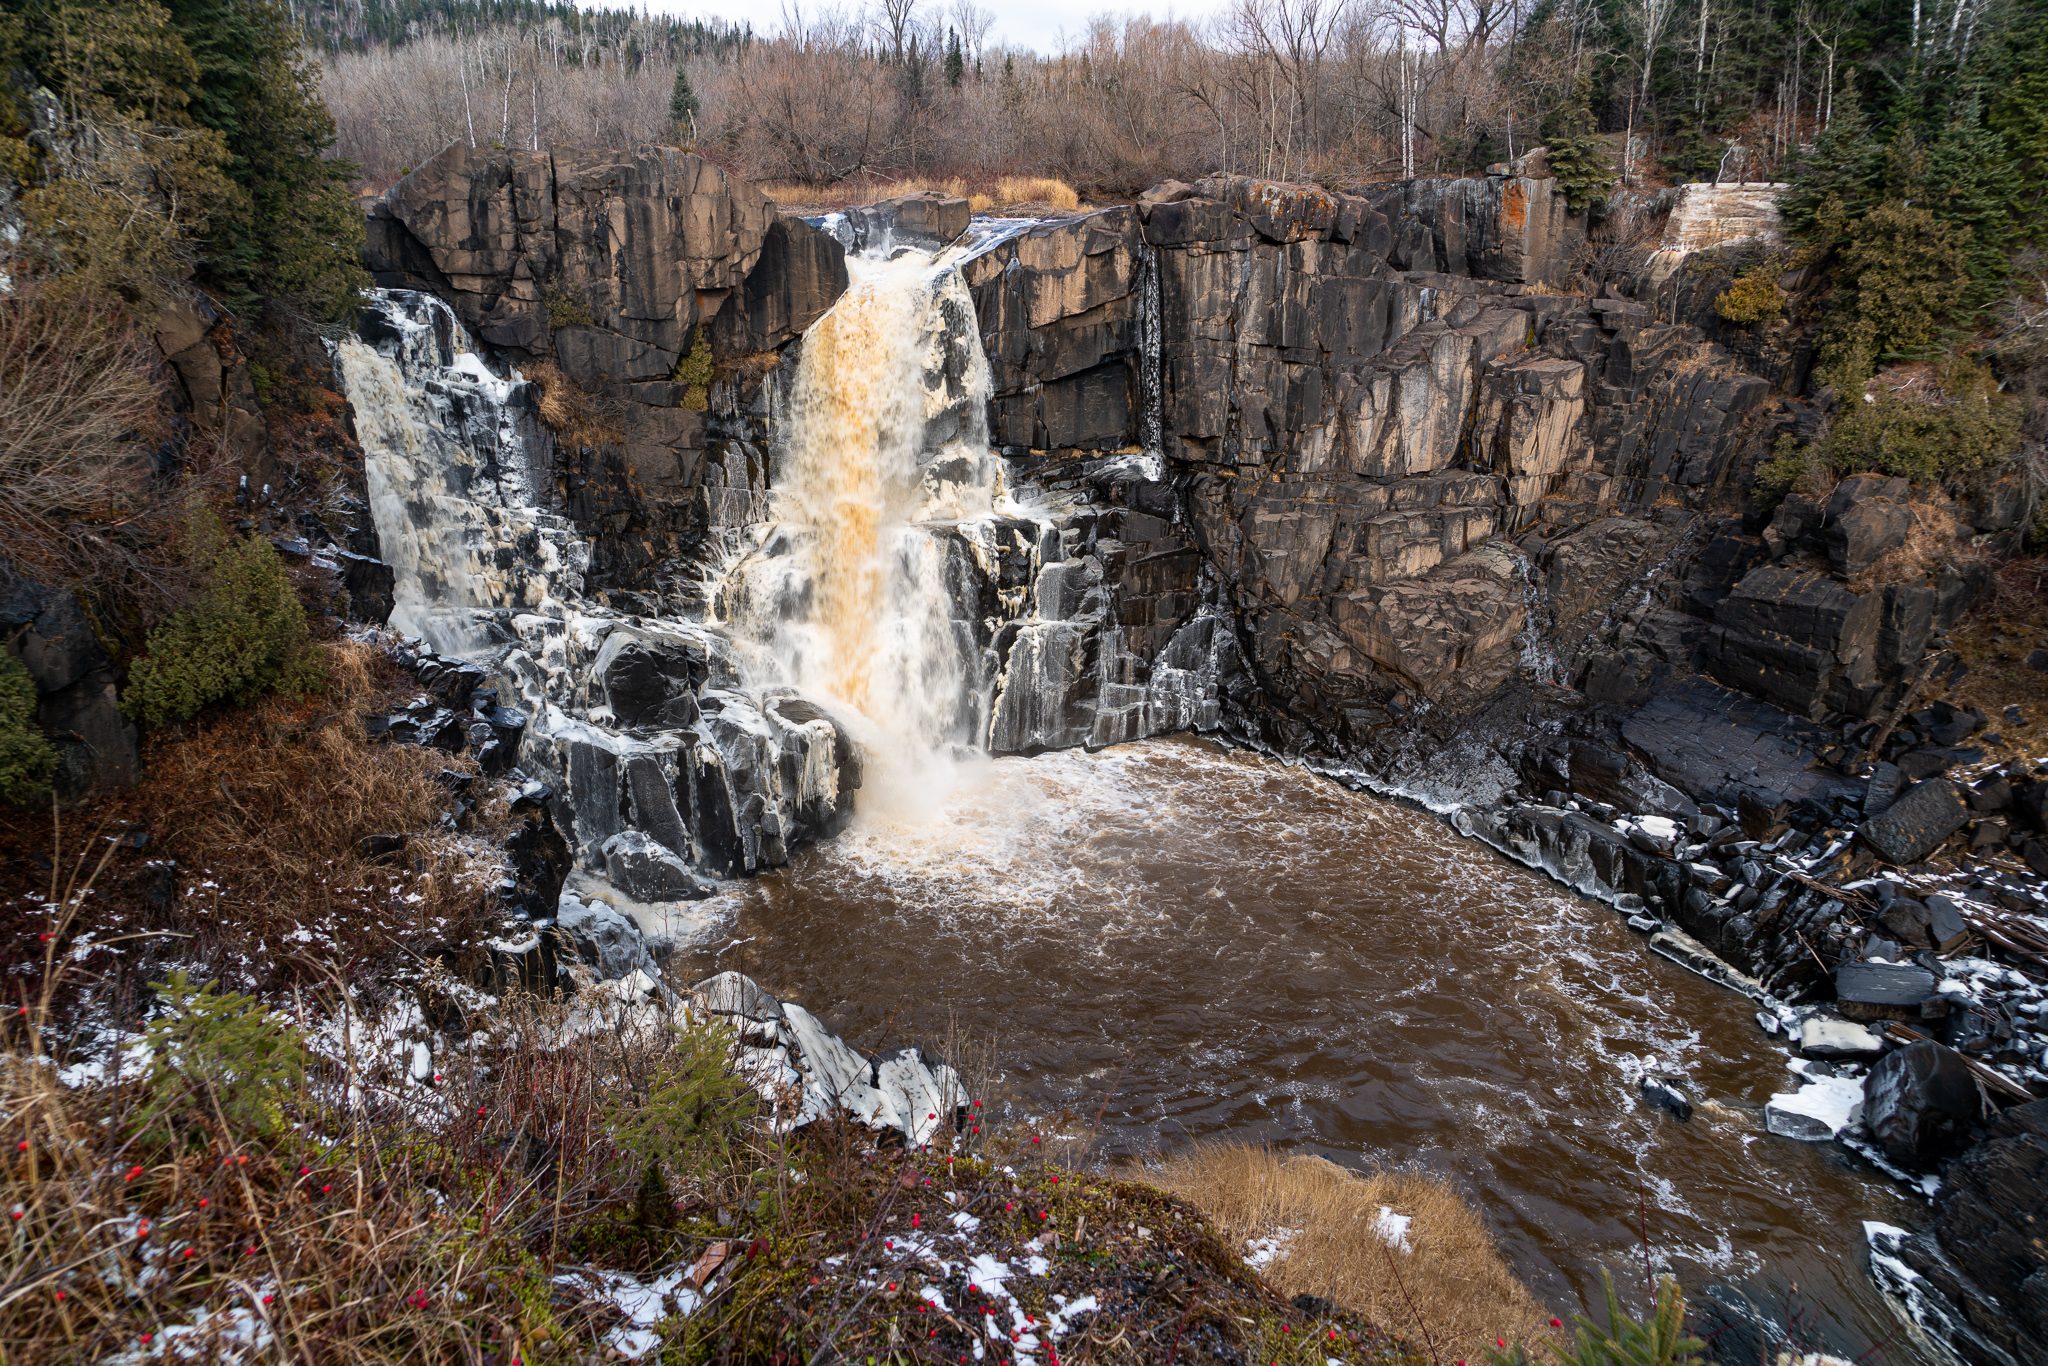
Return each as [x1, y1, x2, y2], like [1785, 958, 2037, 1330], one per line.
[1143, 1142, 1553, 1362]
[1945, 554, 2048, 762]
[523, 358, 624, 450]
[760, 174, 1083, 216]
[0, 639, 504, 1001]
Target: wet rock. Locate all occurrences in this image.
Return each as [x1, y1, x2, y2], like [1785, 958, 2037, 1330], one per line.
[1921, 1100, 2048, 1357]
[1923, 896, 1973, 955]
[1861, 779, 1971, 865]
[692, 971, 783, 1025]
[834, 191, 970, 253]
[1863, 1040, 1987, 1170]
[1836, 961, 1938, 1018]
[601, 830, 713, 902]
[555, 888, 659, 981]
[1641, 1076, 1694, 1121]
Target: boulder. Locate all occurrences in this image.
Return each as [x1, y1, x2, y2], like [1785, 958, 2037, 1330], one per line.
[1823, 475, 1912, 578]
[1861, 779, 1971, 864]
[1926, 1100, 2048, 1353]
[600, 830, 712, 903]
[0, 569, 138, 798]
[1835, 960, 1938, 1018]
[554, 889, 658, 981]
[834, 191, 970, 253]
[1797, 1015, 1886, 1060]
[1863, 1040, 1986, 1170]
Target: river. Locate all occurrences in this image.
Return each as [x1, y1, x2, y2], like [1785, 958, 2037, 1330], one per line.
[675, 735, 1920, 1360]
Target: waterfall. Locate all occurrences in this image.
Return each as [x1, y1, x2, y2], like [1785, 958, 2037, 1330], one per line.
[718, 251, 1002, 813]
[1511, 546, 1563, 686]
[334, 293, 583, 655]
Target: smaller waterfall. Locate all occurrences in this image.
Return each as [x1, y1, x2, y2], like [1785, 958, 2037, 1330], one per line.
[335, 294, 584, 655]
[1510, 546, 1563, 686]
[338, 289, 855, 905]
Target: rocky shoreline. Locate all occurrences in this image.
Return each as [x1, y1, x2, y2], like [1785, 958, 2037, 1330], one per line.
[271, 145, 2048, 1360]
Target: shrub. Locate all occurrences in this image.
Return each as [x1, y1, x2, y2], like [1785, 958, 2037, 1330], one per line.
[1713, 264, 1785, 325]
[0, 653, 58, 806]
[1824, 361, 2023, 485]
[673, 332, 713, 411]
[122, 511, 324, 728]
[606, 1019, 756, 1181]
[0, 283, 165, 588]
[1823, 199, 1974, 365]
[1489, 1270, 1703, 1366]
[544, 281, 595, 329]
[129, 969, 305, 1151]
[1754, 433, 1822, 500]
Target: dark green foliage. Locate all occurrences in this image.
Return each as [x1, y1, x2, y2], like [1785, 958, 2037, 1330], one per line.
[1823, 361, 2022, 485]
[131, 969, 307, 1149]
[944, 26, 964, 90]
[4, 0, 364, 321]
[0, 652, 58, 807]
[122, 512, 324, 729]
[669, 64, 698, 132]
[1823, 198, 1974, 367]
[159, 0, 367, 321]
[1543, 87, 1611, 214]
[1780, 84, 1884, 243]
[1988, 8, 2048, 242]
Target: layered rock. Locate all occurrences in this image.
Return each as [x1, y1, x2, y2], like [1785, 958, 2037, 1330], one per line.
[365, 144, 849, 590]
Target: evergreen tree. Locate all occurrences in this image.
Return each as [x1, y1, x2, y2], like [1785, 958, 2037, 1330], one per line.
[669, 64, 699, 135]
[1921, 112, 2015, 313]
[1542, 85, 1611, 213]
[1780, 81, 1884, 245]
[944, 26, 963, 90]
[1987, 6, 2048, 243]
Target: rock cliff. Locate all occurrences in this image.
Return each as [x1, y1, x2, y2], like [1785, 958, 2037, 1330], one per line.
[366, 144, 849, 592]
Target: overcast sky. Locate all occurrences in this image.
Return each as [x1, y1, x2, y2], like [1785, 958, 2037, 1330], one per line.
[580, 1, 1234, 54]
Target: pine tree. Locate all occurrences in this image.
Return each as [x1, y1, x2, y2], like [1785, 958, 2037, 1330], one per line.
[1542, 85, 1612, 213]
[1921, 112, 2014, 314]
[944, 26, 964, 90]
[1987, 6, 2048, 243]
[669, 64, 699, 136]
[1780, 81, 1884, 245]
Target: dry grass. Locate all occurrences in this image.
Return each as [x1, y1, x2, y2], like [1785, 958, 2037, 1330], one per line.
[0, 639, 505, 1000]
[760, 174, 1083, 216]
[1945, 554, 2048, 761]
[523, 357, 624, 450]
[1144, 1142, 1553, 1363]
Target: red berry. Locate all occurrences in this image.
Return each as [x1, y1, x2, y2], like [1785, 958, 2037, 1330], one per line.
[14, 1141, 26, 1152]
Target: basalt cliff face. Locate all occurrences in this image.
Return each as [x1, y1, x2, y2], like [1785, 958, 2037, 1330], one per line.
[356, 145, 2007, 824]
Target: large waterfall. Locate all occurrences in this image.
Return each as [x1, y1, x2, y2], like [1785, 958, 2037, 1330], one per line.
[718, 251, 1007, 812]
[336, 231, 1224, 913]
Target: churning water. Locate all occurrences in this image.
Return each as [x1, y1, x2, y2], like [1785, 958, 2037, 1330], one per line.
[676, 737, 1922, 1359]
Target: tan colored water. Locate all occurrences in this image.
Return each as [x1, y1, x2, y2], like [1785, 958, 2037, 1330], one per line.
[677, 737, 1923, 1359]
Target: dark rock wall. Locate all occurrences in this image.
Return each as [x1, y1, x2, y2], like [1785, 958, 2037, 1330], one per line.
[365, 144, 849, 592]
[965, 173, 1786, 755]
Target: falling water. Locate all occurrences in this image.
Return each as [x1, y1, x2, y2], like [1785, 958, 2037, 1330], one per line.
[718, 251, 1003, 812]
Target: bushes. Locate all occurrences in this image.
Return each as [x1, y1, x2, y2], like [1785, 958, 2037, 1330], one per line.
[122, 512, 323, 729]
[673, 332, 713, 411]
[1713, 264, 1785, 325]
[1824, 362, 2023, 484]
[0, 653, 58, 806]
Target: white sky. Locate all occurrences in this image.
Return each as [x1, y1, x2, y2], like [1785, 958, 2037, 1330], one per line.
[581, 1, 1235, 54]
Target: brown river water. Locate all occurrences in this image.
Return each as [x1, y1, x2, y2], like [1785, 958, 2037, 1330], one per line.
[673, 736, 1922, 1359]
